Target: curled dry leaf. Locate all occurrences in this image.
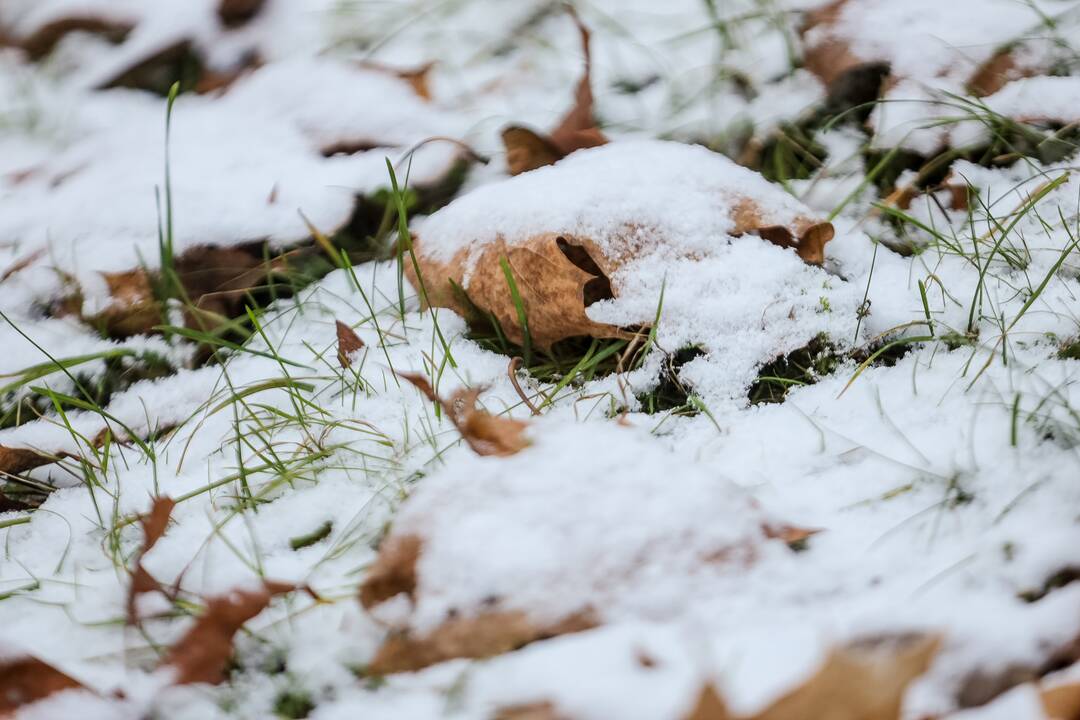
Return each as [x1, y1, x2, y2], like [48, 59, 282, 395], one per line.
[356, 60, 436, 101]
[335, 320, 365, 369]
[1042, 672, 1080, 720]
[218, 0, 266, 28]
[408, 141, 834, 350]
[398, 372, 529, 456]
[162, 580, 296, 685]
[686, 633, 939, 720]
[368, 610, 596, 675]
[17, 17, 133, 60]
[494, 701, 565, 720]
[0, 653, 87, 717]
[127, 496, 177, 625]
[0, 445, 55, 476]
[72, 244, 273, 337]
[685, 686, 734, 720]
[359, 533, 422, 609]
[501, 7, 607, 175]
[801, 0, 1051, 97]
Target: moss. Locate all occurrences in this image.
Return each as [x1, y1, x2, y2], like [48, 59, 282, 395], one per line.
[273, 690, 315, 719]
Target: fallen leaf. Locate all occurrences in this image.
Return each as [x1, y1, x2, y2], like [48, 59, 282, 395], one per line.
[0, 445, 55, 476]
[82, 244, 270, 337]
[1042, 673, 1080, 720]
[748, 633, 940, 720]
[398, 372, 530, 456]
[17, 17, 132, 60]
[367, 610, 596, 675]
[686, 634, 938, 720]
[359, 533, 423, 609]
[408, 170, 833, 350]
[127, 496, 177, 625]
[684, 685, 735, 720]
[0, 249, 45, 282]
[761, 523, 821, 547]
[335, 320, 365, 369]
[162, 580, 296, 685]
[0, 654, 87, 717]
[218, 0, 265, 28]
[502, 7, 607, 175]
[356, 60, 436, 100]
[494, 701, 566, 720]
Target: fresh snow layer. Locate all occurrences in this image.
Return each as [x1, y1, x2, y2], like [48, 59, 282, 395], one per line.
[381, 420, 788, 633]
[1, 1, 1080, 719]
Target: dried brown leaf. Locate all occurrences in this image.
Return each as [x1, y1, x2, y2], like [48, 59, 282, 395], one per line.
[0, 445, 54, 476]
[501, 8, 607, 175]
[398, 372, 530, 456]
[356, 60, 436, 101]
[686, 634, 938, 720]
[17, 17, 132, 60]
[162, 580, 296, 685]
[1042, 675, 1080, 720]
[747, 633, 939, 720]
[408, 233, 631, 350]
[1, 249, 45, 283]
[359, 534, 422, 609]
[0, 654, 87, 716]
[367, 610, 596, 675]
[218, 0, 265, 28]
[684, 685, 735, 720]
[761, 523, 821, 547]
[127, 496, 176, 625]
[335, 320, 365, 369]
[495, 701, 566, 720]
[730, 197, 834, 267]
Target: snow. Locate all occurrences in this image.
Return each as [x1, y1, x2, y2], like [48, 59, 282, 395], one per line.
[1, 1, 1080, 719]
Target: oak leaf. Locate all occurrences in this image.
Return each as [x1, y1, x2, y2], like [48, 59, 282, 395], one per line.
[359, 534, 422, 609]
[502, 7, 607, 175]
[162, 580, 297, 685]
[0, 654, 87, 717]
[335, 320, 365, 369]
[367, 610, 596, 675]
[408, 193, 833, 350]
[126, 496, 177, 625]
[398, 372, 529, 456]
[686, 633, 939, 720]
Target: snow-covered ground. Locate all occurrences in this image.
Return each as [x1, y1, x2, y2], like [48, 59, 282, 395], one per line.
[2, 1, 1080, 718]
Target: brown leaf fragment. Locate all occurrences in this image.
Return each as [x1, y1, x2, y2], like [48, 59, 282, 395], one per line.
[359, 534, 422, 609]
[800, 0, 867, 90]
[731, 197, 835, 266]
[0, 654, 87, 716]
[356, 60, 436, 101]
[335, 320, 365, 369]
[1042, 675, 1080, 720]
[162, 580, 296, 685]
[0, 445, 55, 476]
[218, 0, 266, 28]
[398, 372, 530, 456]
[0, 249, 45, 282]
[408, 233, 631, 350]
[747, 633, 940, 720]
[96, 269, 160, 337]
[495, 701, 567, 720]
[126, 496, 176, 625]
[761, 523, 821, 548]
[367, 610, 596, 675]
[502, 7, 607, 175]
[17, 17, 132, 60]
[684, 685, 735, 720]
